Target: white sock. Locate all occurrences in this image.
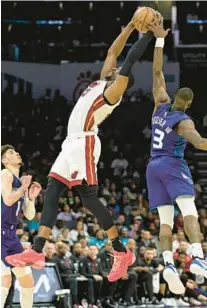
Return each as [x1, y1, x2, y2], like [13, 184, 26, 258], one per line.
[163, 250, 174, 266]
[191, 243, 204, 259]
[19, 287, 34, 308]
[1, 287, 9, 308]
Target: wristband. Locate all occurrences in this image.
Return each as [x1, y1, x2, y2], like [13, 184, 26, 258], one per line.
[155, 38, 165, 48]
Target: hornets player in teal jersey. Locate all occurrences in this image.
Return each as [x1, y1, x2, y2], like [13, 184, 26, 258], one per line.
[1, 144, 42, 308]
[146, 20, 207, 294]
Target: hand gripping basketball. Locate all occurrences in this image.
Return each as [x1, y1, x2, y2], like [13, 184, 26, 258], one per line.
[28, 182, 42, 200]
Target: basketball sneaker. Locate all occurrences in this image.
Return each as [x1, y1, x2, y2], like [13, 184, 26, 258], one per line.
[190, 257, 207, 278]
[107, 246, 135, 282]
[5, 247, 45, 269]
[163, 264, 185, 294]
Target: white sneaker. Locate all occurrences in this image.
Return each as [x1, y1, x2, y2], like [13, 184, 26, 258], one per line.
[163, 264, 185, 294]
[189, 298, 202, 306]
[176, 298, 190, 306]
[190, 258, 207, 278]
[81, 299, 88, 308]
[161, 298, 176, 307]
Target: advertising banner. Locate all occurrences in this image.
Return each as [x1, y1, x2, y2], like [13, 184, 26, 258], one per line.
[177, 47, 207, 68]
[2, 60, 179, 100]
[13, 265, 62, 304]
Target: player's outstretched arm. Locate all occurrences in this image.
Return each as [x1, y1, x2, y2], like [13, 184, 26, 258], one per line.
[1, 169, 28, 206]
[177, 119, 207, 151]
[100, 20, 135, 80]
[104, 31, 154, 104]
[148, 18, 170, 111]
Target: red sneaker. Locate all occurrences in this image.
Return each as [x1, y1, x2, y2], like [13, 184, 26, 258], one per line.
[5, 248, 45, 269]
[107, 247, 135, 282]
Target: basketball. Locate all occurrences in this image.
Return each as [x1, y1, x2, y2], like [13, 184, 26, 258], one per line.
[133, 7, 156, 33]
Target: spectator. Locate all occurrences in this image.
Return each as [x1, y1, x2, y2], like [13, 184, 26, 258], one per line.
[173, 241, 192, 258]
[61, 228, 73, 246]
[78, 236, 88, 249]
[111, 152, 128, 177]
[44, 242, 55, 262]
[120, 227, 130, 246]
[107, 197, 120, 217]
[69, 221, 89, 243]
[138, 230, 156, 249]
[57, 204, 74, 222]
[172, 230, 191, 254]
[98, 240, 117, 307]
[126, 239, 145, 307]
[51, 242, 82, 307]
[128, 221, 141, 241]
[175, 251, 192, 275]
[89, 230, 106, 250]
[79, 246, 103, 307]
[52, 220, 64, 241]
[70, 243, 83, 263]
[132, 248, 163, 305]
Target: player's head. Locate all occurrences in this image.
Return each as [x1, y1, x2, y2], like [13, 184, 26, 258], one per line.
[173, 87, 194, 111]
[1, 144, 23, 169]
[105, 67, 134, 91]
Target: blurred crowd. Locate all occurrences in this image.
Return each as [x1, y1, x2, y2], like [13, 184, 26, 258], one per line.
[2, 88, 207, 308]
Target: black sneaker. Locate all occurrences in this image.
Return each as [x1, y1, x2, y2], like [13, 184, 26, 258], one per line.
[119, 299, 132, 307]
[96, 299, 102, 308]
[146, 298, 164, 307]
[135, 299, 146, 307]
[104, 298, 117, 308]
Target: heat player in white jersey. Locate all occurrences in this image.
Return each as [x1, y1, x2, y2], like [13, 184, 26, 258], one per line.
[7, 13, 159, 286]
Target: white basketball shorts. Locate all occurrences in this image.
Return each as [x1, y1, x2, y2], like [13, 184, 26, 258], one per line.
[49, 133, 101, 188]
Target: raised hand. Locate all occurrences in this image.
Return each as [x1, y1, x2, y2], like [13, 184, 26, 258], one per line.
[148, 13, 170, 38]
[21, 175, 32, 190]
[28, 182, 42, 200]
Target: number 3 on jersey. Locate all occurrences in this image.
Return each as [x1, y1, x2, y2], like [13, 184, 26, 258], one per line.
[153, 128, 165, 149]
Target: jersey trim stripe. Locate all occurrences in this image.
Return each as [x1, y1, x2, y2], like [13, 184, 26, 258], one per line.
[85, 135, 97, 185]
[84, 94, 105, 131]
[49, 172, 83, 188]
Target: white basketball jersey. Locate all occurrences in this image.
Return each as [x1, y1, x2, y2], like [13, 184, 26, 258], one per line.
[67, 80, 122, 136]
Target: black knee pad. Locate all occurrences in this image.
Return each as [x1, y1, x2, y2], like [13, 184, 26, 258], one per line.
[76, 184, 114, 231]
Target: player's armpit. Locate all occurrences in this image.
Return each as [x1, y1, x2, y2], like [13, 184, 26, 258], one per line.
[103, 75, 128, 105]
[1, 169, 25, 206]
[100, 53, 116, 80]
[177, 119, 207, 150]
[152, 47, 170, 110]
[153, 71, 166, 91]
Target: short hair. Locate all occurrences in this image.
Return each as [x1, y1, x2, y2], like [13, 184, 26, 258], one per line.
[175, 87, 194, 102]
[1, 144, 15, 158]
[145, 247, 154, 252]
